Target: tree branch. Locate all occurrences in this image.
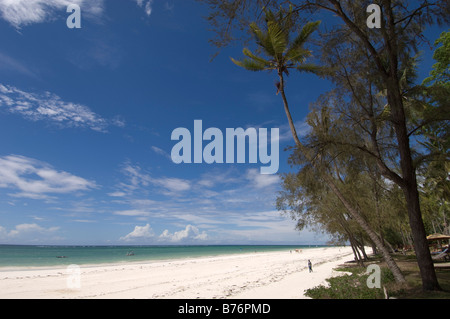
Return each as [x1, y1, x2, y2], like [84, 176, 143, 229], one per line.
[326, 0, 389, 78]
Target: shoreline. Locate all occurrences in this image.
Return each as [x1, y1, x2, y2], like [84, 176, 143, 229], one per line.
[0, 249, 303, 272]
[0, 246, 354, 299]
[0, 244, 325, 270]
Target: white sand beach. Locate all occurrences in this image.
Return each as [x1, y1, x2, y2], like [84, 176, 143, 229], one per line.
[0, 246, 353, 299]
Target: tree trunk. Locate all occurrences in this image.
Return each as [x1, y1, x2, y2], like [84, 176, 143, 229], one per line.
[349, 237, 360, 263]
[323, 172, 405, 283]
[359, 240, 368, 261]
[278, 72, 302, 147]
[404, 180, 441, 291]
[278, 71, 406, 283]
[386, 76, 441, 291]
[371, 243, 377, 255]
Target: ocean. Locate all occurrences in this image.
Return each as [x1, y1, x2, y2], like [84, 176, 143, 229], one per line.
[0, 245, 322, 268]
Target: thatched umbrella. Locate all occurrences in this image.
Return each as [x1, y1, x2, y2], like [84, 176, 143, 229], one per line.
[427, 233, 450, 241]
[427, 234, 450, 252]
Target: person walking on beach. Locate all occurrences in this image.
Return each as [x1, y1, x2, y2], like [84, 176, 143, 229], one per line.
[308, 260, 313, 273]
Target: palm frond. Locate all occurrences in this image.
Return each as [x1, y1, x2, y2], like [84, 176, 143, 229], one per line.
[267, 20, 288, 60]
[297, 63, 326, 76]
[250, 22, 276, 58]
[289, 21, 321, 52]
[285, 47, 312, 64]
[231, 57, 268, 72]
[232, 8, 320, 77]
[242, 48, 272, 67]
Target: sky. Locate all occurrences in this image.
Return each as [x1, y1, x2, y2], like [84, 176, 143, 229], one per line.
[0, 0, 444, 245]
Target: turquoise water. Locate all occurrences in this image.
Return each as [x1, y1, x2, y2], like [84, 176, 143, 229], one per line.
[0, 245, 322, 268]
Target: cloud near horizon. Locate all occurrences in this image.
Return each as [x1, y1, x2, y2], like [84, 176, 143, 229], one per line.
[0, 223, 60, 241]
[120, 223, 208, 243]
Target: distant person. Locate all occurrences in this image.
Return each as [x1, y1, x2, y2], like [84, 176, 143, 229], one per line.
[308, 260, 313, 273]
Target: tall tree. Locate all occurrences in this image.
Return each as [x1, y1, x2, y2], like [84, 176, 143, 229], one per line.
[419, 31, 450, 237]
[200, 0, 449, 291]
[299, 0, 447, 291]
[231, 7, 322, 146]
[231, 6, 406, 283]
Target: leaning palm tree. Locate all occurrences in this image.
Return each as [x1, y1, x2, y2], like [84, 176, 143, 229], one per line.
[231, 7, 406, 283]
[231, 7, 322, 147]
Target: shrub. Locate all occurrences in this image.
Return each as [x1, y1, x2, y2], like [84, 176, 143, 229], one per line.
[304, 265, 395, 299]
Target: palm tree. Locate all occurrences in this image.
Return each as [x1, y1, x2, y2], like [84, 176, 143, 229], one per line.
[231, 7, 322, 147]
[231, 7, 406, 283]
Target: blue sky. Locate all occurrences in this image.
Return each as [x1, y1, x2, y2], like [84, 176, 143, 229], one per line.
[0, 0, 443, 245]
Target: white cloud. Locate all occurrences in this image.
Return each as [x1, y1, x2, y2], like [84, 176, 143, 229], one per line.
[151, 146, 171, 160]
[0, 51, 36, 78]
[153, 177, 191, 193]
[0, 155, 97, 199]
[112, 116, 126, 128]
[8, 223, 59, 236]
[0, 223, 59, 238]
[71, 219, 96, 223]
[120, 224, 207, 243]
[159, 225, 207, 242]
[135, 0, 153, 16]
[0, 0, 104, 28]
[0, 84, 120, 132]
[111, 163, 295, 243]
[197, 169, 241, 188]
[117, 163, 191, 195]
[107, 191, 127, 197]
[0, 223, 65, 243]
[278, 119, 311, 143]
[120, 163, 152, 190]
[246, 168, 280, 189]
[144, 1, 153, 15]
[113, 209, 151, 217]
[120, 223, 154, 241]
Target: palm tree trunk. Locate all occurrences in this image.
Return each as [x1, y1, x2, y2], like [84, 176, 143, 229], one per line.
[277, 71, 406, 283]
[278, 72, 302, 147]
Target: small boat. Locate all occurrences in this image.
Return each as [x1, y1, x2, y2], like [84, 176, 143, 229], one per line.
[126, 251, 134, 256]
[56, 256, 67, 258]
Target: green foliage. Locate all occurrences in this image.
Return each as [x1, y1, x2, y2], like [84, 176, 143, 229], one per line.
[231, 6, 322, 76]
[304, 266, 395, 299]
[277, 26, 450, 254]
[417, 31, 450, 236]
[423, 31, 450, 87]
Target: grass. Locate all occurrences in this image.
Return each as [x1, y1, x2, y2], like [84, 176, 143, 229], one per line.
[304, 253, 450, 299]
[391, 254, 450, 299]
